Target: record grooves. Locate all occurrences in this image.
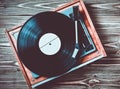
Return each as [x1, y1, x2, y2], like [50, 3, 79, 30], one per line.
[17, 11, 77, 77]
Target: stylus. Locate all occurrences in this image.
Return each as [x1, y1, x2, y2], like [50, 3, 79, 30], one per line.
[72, 6, 80, 58]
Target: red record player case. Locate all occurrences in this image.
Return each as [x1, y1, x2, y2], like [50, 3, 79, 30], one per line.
[5, 0, 106, 88]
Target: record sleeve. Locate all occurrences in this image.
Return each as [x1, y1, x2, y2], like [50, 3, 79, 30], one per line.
[5, 0, 107, 88]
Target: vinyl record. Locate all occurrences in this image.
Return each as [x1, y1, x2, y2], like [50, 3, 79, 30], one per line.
[17, 11, 76, 77]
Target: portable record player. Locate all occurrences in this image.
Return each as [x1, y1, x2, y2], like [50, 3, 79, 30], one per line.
[6, 0, 106, 89]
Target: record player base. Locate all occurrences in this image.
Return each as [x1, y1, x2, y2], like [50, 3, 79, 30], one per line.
[5, 0, 106, 88]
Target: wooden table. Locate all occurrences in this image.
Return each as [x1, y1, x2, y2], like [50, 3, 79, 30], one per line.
[0, 0, 120, 89]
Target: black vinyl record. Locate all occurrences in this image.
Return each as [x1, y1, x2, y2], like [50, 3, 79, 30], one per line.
[17, 11, 76, 77]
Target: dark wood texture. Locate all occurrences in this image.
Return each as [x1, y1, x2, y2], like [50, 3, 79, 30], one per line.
[0, 0, 120, 89]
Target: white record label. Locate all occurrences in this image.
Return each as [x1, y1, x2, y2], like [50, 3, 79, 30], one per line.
[38, 33, 61, 55]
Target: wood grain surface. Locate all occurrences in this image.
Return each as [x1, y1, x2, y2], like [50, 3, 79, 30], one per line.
[0, 0, 120, 89]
